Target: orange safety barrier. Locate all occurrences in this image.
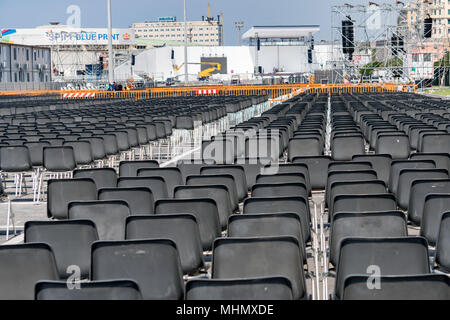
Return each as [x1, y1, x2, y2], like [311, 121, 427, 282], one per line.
[0, 83, 417, 99]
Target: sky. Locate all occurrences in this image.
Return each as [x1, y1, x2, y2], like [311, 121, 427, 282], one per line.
[0, 0, 398, 45]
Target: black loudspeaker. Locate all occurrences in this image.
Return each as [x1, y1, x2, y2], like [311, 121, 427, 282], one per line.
[258, 66, 263, 74]
[171, 49, 175, 60]
[342, 17, 355, 55]
[308, 49, 313, 64]
[310, 37, 314, 50]
[131, 55, 136, 66]
[424, 17, 432, 38]
[257, 38, 261, 51]
[99, 56, 104, 70]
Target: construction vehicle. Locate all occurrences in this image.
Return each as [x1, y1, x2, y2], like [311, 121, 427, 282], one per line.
[172, 62, 222, 81]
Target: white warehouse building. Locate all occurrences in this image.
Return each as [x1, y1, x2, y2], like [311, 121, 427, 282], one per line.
[115, 26, 342, 82]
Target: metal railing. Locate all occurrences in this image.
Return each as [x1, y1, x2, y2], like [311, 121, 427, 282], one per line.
[0, 82, 417, 99]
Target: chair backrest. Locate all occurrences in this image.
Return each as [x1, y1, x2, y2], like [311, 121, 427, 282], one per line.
[79, 137, 106, 161]
[251, 183, 308, 199]
[176, 160, 211, 183]
[256, 173, 307, 191]
[137, 167, 183, 198]
[329, 180, 387, 215]
[47, 178, 98, 219]
[117, 176, 168, 201]
[342, 274, 450, 300]
[408, 179, 450, 226]
[421, 193, 450, 244]
[332, 134, 365, 161]
[91, 239, 184, 300]
[329, 211, 408, 266]
[174, 185, 231, 230]
[126, 214, 204, 275]
[326, 170, 378, 206]
[35, 279, 142, 300]
[68, 200, 130, 241]
[388, 159, 435, 194]
[73, 168, 117, 190]
[435, 212, 450, 272]
[376, 134, 410, 159]
[63, 141, 93, 166]
[288, 137, 323, 160]
[328, 161, 373, 172]
[335, 237, 430, 299]
[0, 243, 59, 300]
[352, 154, 392, 185]
[186, 277, 294, 300]
[200, 165, 248, 201]
[0, 146, 32, 172]
[186, 174, 238, 211]
[331, 194, 397, 219]
[24, 220, 98, 279]
[262, 163, 311, 194]
[243, 196, 310, 243]
[420, 133, 450, 153]
[235, 157, 272, 190]
[119, 160, 159, 177]
[24, 141, 50, 167]
[98, 187, 154, 215]
[397, 169, 448, 210]
[212, 236, 306, 300]
[43, 146, 77, 172]
[228, 212, 306, 262]
[154, 198, 220, 251]
[410, 153, 450, 172]
[292, 156, 332, 190]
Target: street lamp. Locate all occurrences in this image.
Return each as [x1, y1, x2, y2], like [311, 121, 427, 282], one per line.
[107, 0, 114, 84]
[235, 21, 244, 46]
[184, 0, 188, 83]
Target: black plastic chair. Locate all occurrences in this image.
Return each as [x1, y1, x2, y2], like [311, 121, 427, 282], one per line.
[186, 277, 294, 300]
[0, 243, 59, 300]
[98, 187, 154, 215]
[35, 279, 142, 300]
[212, 236, 307, 300]
[68, 200, 130, 241]
[24, 220, 98, 279]
[155, 198, 221, 251]
[126, 214, 204, 275]
[47, 178, 97, 219]
[91, 239, 184, 300]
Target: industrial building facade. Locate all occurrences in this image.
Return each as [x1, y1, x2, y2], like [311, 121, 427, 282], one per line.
[0, 43, 51, 83]
[132, 16, 224, 46]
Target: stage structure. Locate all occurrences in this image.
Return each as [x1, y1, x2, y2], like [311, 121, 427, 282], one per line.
[331, 1, 449, 87]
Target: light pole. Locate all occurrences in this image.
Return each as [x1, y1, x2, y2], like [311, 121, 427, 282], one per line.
[184, 0, 188, 83]
[235, 21, 244, 46]
[107, 0, 114, 84]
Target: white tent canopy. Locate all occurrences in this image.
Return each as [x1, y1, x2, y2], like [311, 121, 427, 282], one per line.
[242, 25, 320, 40]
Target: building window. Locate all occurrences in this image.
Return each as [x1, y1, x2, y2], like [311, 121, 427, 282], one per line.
[13, 48, 17, 60]
[14, 73, 17, 82]
[412, 54, 419, 62]
[424, 53, 431, 62]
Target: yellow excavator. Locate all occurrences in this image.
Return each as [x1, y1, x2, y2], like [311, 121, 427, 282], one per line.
[173, 62, 222, 81]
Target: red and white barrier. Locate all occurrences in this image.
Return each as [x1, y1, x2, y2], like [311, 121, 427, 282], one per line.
[197, 89, 218, 95]
[62, 92, 96, 99]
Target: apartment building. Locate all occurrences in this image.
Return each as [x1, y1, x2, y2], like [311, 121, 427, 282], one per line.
[0, 43, 51, 83]
[132, 16, 224, 46]
[405, 0, 450, 38]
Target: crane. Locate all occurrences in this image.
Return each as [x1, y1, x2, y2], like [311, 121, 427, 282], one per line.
[172, 61, 222, 81]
